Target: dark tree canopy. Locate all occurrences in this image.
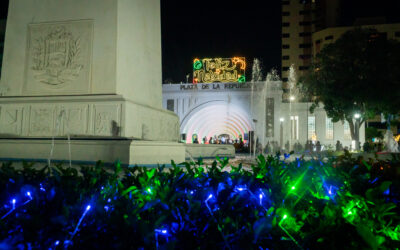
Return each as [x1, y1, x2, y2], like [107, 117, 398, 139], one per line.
[301, 28, 400, 126]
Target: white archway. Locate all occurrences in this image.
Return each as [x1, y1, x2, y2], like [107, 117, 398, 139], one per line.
[180, 101, 254, 143]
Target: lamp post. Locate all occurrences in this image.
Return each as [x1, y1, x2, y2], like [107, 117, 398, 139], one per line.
[289, 95, 295, 151]
[354, 113, 361, 151]
[280, 117, 284, 150]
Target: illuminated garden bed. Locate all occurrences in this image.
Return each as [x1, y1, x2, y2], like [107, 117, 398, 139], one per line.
[0, 154, 399, 249]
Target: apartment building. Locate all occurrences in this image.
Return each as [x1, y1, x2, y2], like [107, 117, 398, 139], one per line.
[281, 0, 316, 100]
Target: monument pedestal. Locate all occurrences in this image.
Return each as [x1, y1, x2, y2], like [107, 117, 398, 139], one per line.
[0, 0, 185, 165]
[0, 95, 185, 165]
[0, 95, 180, 141]
[0, 138, 184, 166]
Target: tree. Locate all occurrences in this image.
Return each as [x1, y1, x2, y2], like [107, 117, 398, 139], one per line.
[299, 28, 400, 150]
[251, 58, 263, 82]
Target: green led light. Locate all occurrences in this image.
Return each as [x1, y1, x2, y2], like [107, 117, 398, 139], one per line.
[238, 75, 246, 83]
[193, 60, 203, 70]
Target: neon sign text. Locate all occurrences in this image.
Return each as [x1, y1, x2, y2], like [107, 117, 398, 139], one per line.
[193, 57, 246, 83]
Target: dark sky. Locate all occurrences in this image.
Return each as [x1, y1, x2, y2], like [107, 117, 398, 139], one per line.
[1, 0, 400, 83]
[161, 1, 281, 83]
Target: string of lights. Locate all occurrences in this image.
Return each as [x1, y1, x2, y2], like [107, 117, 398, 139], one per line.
[0, 154, 398, 249]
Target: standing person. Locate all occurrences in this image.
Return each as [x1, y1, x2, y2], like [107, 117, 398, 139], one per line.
[336, 140, 341, 151]
[305, 140, 310, 152]
[316, 141, 321, 152]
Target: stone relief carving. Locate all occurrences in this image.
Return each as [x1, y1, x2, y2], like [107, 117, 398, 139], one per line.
[65, 107, 88, 135]
[30, 26, 83, 85]
[93, 105, 121, 136]
[25, 20, 93, 94]
[0, 107, 23, 135]
[29, 108, 54, 135]
[95, 112, 113, 135]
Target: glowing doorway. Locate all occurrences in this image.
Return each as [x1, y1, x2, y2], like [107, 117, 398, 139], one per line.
[181, 101, 253, 143]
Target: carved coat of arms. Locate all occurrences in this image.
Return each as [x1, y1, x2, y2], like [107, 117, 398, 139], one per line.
[31, 26, 83, 86]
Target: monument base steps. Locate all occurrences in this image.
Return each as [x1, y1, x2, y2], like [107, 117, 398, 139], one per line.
[0, 138, 185, 166]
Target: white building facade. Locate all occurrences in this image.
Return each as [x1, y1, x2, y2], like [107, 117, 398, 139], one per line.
[162, 81, 365, 151]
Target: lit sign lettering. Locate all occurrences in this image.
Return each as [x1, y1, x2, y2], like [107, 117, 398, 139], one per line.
[193, 57, 246, 83]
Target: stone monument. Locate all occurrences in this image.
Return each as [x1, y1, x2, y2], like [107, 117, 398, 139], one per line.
[0, 0, 185, 165]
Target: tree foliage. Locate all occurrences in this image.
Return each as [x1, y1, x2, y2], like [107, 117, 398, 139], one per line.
[300, 28, 400, 140]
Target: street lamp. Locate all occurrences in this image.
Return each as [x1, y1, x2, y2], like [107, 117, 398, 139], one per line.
[280, 118, 284, 150]
[289, 96, 295, 151]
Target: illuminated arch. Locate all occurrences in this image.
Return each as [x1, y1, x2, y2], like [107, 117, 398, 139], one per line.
[181, 101, 254, 143]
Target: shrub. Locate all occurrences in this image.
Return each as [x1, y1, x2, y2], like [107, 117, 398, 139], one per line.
[0, 154, 399, 249]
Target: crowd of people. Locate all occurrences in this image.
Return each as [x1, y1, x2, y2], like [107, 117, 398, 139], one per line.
[192, 134, 397, 154]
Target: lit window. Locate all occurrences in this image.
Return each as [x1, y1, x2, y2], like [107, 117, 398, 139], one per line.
[326, 117, 334, 140]
[291, 116, 299, 140]
[308, 116, 316, 140]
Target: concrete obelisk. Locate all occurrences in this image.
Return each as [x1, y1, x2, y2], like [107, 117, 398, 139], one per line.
[0, 0, 184, 165]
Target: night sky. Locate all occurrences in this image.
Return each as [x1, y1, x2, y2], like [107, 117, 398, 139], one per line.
[161, 1, 281, 83]
[1, 0, 400, 83]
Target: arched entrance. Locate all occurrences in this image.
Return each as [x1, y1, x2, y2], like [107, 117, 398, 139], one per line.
[180, 101, 254, 144]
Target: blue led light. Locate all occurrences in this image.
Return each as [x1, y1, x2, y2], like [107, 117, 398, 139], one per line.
[383, 188, 390, 195]
[234, 185, 247, 192]
[70, 204, 92, 240]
